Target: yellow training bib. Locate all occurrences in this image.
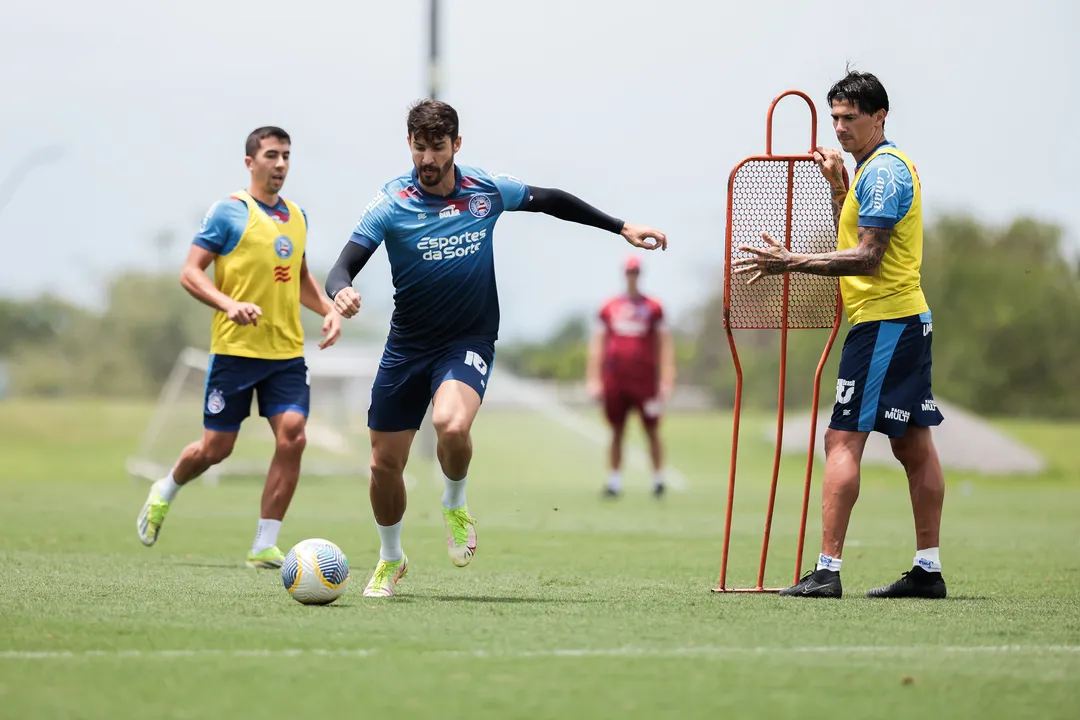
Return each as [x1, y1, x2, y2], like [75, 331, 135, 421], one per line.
[837, 146, 929, 325]
[209, 191, 306, 359]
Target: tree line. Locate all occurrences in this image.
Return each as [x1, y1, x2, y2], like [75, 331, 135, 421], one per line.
[1, 213, 1078, 418]
[499, 214, 1080, 419]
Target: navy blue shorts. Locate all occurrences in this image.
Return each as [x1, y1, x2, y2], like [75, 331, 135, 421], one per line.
[368, 339, 495, 433]
[830, 311, 944, 438]
[203, 354, 310, 432]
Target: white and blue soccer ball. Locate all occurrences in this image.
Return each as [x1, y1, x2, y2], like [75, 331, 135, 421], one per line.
[282, 538, 350, 605]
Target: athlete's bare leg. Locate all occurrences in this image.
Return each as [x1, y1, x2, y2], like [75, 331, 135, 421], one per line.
[171, 429, 238, 484]
[643, 422, 663, 473]
[431, 380, 482, 567]
[262, 411, 307, 521]
[819, 428, 870, 559]
[369, 429, 416, 526]
[137, 429, 237, 547]
[431, 380, 482, 481]
[608, 423, 625, 473]
[889, 426, 944, 551]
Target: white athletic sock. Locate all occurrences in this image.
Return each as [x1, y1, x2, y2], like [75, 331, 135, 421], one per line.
[442, 474, 467, 510]
[816, 553, 842, 573]
[378, 520, 403, 562]
[652, 471, 664, 488]
[155, 472, 182, 503]
[607, 470, 622, 492]
[914, 547, 942, 572]
[251, 519, 281, 553]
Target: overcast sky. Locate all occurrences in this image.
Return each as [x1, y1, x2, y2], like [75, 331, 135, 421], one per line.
[1, 0, 1075, 340]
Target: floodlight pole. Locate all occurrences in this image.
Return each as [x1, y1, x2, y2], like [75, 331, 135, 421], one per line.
[428, 0, 440, 100]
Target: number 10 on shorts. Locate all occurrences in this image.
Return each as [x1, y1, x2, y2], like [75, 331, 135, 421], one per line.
[464, 350, 488, 376]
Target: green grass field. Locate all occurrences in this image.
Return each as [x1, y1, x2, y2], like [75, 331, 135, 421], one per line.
[1, 398, 1078, 719]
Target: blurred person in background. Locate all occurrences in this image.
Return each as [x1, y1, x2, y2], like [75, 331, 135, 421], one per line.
[586, 255, 675, 499]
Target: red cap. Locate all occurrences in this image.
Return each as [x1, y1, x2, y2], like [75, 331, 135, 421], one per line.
[624, 255, 641, 272]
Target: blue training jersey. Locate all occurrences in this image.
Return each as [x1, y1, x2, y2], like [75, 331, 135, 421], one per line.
[351, 164, 530, 350]
[194, 196, 308, 256]
[852, 141, 914, 231]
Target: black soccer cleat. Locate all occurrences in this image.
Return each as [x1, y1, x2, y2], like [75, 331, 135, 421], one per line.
[779, 568, 843, 598]
[866, 566, 947, 599]
[601, 486, 621, 499]
[652, 482, 665, 499]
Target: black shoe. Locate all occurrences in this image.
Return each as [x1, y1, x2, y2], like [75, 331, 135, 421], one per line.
[779, 568, 843, 598]
[652, 483, 665, 499]
[866, 566, 947, 599]
[601, 486, 621, 499]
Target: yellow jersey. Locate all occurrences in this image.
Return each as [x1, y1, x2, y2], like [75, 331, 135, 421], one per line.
[198, 190, 307, 359]
[837, 143, 929, 325]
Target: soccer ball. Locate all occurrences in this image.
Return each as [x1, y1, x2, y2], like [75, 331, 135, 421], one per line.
[282, 538, 350, 605]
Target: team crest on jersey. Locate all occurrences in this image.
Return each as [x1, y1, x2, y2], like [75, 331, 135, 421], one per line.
[207, 390, 226, 415]
[274, 236, 293, 259]
[469, 194, 492, 218]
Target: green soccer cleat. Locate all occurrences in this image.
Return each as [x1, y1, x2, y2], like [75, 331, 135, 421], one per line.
[443, 506, 477, 567]
[246, 546, 286, 569]
[137, 485, 171, 547]
[363, 555, 409, 597]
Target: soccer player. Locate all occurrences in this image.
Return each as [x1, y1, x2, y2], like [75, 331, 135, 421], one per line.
[733, 70, 947, 599]
[325, 100, 668, 598]
[586, 255, 675, 498]
[136, 126, 342, 569]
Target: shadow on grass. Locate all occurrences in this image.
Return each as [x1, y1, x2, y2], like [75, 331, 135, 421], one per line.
[409, 593, 596, 604]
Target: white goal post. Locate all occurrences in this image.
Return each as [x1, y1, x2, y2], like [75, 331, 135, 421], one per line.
[127, 344, 688, 491]
[127, 344, 413, 484]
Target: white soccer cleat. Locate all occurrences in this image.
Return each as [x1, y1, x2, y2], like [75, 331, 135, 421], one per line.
[363, 555, 409, 597]
[442, 507, 477, 567]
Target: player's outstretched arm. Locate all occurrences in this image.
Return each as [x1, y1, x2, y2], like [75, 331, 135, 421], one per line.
[299, 256, 341, 349]
[732, 228, 890, 284]
[324, 238, 376, 319]
[519, 186, 667, 251]
[179, 245, 262, 325]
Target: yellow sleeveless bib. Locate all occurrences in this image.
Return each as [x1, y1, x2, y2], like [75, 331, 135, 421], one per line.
[210, 191, 306, 359]
[837, 146, 929, 325]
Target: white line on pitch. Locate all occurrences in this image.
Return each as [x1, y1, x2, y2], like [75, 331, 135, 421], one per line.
[1, 646, 1078, 661]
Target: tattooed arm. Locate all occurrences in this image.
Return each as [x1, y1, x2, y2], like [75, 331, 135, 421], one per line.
[732, 227, 890, 283]
[789, 226, 890, 276]
[814, 147, 848, 233]
[828, 183, 847, 233]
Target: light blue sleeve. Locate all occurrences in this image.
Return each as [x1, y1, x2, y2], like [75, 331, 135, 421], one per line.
[193, 198, 248, 255]
[351, 189, 393, 249]
[855, 154, 914, 230]
[490, 172, 530, 211]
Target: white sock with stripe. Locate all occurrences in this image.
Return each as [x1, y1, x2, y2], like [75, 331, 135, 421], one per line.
[914, 547, 942, 572]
